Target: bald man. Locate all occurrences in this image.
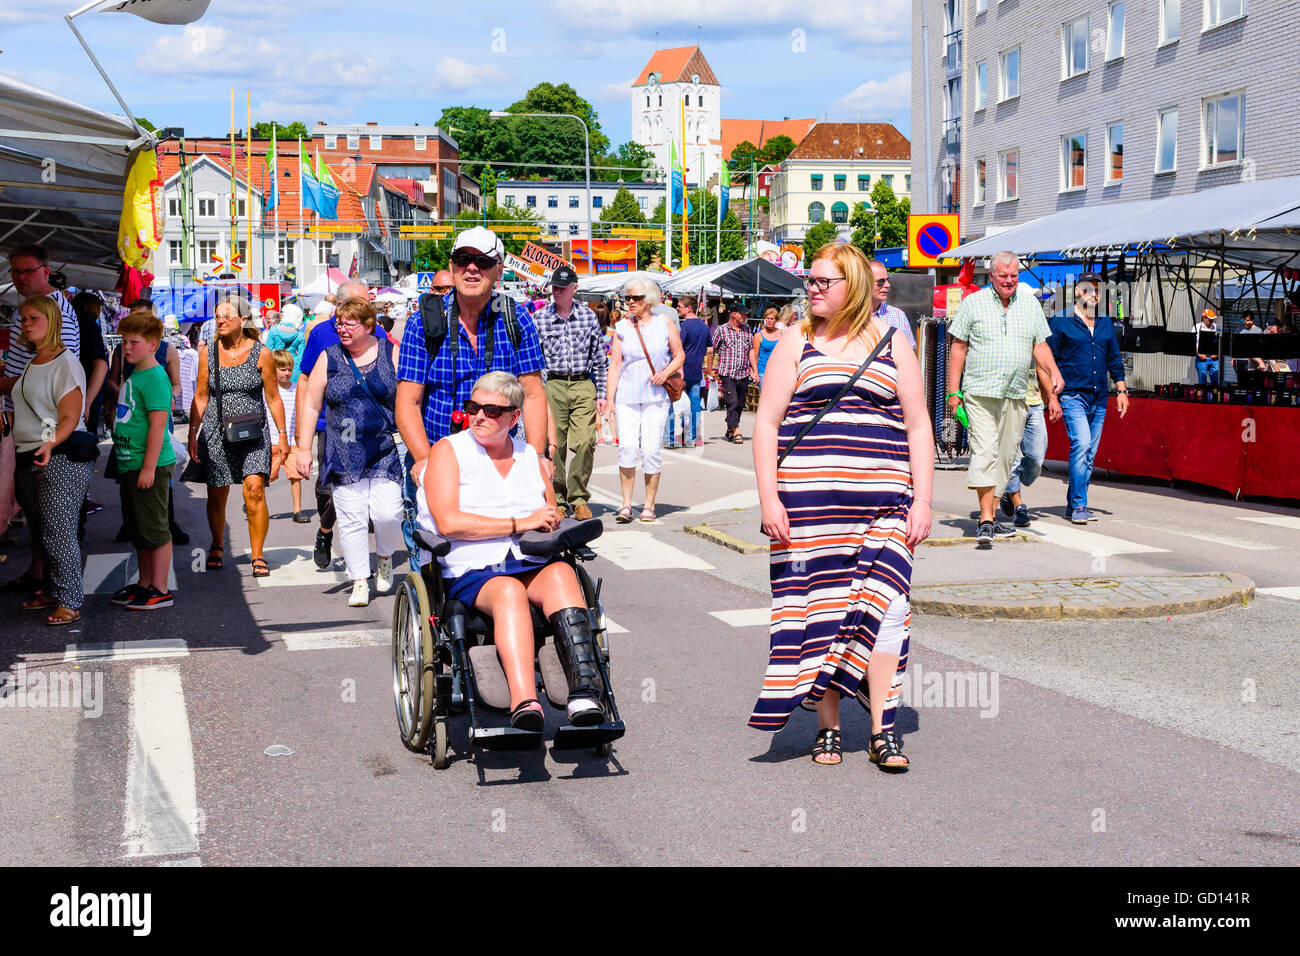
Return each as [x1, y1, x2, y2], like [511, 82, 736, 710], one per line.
[431, 269, 453, 295]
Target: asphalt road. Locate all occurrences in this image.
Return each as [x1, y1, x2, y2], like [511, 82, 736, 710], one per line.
[2, 407, 1297, 866]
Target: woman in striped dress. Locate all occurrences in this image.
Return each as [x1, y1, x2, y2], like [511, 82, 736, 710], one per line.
[750, 244, 934, 770]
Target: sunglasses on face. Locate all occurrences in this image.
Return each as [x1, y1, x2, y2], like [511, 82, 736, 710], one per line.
[463, 399, 517, 419]
[626, 294, 646, 302]
[874, 277, 889, 287]
[432, 285, 453, 293]
[451, 251, 498, 270]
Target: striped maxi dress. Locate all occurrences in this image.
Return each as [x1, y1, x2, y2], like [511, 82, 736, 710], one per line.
[749, 337, 913, 732]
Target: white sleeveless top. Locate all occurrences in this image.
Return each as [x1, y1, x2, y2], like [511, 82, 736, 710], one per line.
[418, 428, 548, 577]
[614, 314, 671, 406]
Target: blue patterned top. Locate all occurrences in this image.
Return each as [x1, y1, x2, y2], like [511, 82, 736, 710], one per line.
[321, 338, 402, 486]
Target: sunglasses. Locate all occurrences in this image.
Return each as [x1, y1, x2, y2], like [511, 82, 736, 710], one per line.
[463, 399, 517, 419]
[627, 294, 646, 302]
[451, 251, 499, 270]
[874, 277, 889, 287]
[432, 285, 453, 293]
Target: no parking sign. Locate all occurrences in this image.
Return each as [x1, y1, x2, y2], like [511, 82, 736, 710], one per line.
[908, 214, 960, 267]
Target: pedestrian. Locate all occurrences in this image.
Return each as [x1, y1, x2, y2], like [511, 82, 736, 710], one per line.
[394, 227, 549, 476]
[1234, 311, 1265, 378]
[868, 259, 917, 349]
[674, 294, 710, 447]
[710, 304, 753, 443]
[109, 311, 177, 610]
[185, 294, 289, 578]
[293, 280, 369, 569]
[947, 250, 1063, 549]
[998, 365, 1059, 528]
[1048, 274, 1129, 524]
[751, 243, 934, 770]
[1195, 308, 1220, 384]
[71, 292, 110, 532]
[8, 296, 96, 624]
[265, 349, 306, 522]
[606, 276, 684, 523]
[533, 265, 607, 521]
[264, 303, 307, 378]
[297, 297, 404, 607]
[749, 306, 782, 385]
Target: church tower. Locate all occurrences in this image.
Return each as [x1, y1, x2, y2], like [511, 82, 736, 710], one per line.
[630, 46, 722, 191]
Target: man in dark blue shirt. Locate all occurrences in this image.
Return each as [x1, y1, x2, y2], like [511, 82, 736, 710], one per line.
[673, 294, 711, 447]
[1048, 274, 1130, 523]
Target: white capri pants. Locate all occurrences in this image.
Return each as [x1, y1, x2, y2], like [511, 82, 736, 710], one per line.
[873, 596, 909, 656]
[615, 399, 670, 474]
[332, 476, 404, 581]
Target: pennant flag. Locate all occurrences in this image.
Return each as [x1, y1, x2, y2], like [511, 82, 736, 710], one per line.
[264, 125, 278, 211]
[314, 150, 340, 221]
[719, 159, 730, 222]
[99, 0, 212, 25]
[348, 254, 359, 279]
[300, 144, 322, 215]
[670, 141, 693, 218]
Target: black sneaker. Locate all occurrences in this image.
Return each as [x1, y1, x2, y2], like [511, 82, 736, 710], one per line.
[1013, 504, 1032, 527]
[125, 586, 173, 610]
[313, 529, 333, 569]
[170, 524, 190, 546]
[111, 583, 146, 607]
[975, 521, 994, 549]
[993, 521, 1018, 538]
[999, 493, 1015, 518]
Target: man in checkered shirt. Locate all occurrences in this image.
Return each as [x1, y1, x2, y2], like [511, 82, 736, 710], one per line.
[710, 304, 753, 442]
[947, 250, 1064, 548]
[534, 266, 608, 520]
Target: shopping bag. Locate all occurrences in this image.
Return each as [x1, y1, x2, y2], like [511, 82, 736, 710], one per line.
[706, 379, 720, 412]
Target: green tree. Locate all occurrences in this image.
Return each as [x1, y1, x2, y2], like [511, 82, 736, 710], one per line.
[758, 134, 797, 166]
[134, 116, 156, 132]
[803, 220, 841, 263]
[728, 140, 759, 185]
[641, 192, 747, 267]
[869, 179, 908, 248]
[595, 186, 646, 238]
[414, 201, 542, 271]
[849, 201, 876, 256]
[437, 106, 521, 181]
[252, 121, 311, 140]
[595, 141, 654, 183]
[719, 209, 745, 260]
[506, 82, 610, 156]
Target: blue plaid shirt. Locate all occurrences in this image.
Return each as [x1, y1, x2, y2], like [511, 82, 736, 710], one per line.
[396, 292, 545, 442]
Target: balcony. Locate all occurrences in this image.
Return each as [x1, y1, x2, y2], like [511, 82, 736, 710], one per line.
[941, 203, 960, 214]
[944, 30, 962, 78]
[944, 117, 962, 155]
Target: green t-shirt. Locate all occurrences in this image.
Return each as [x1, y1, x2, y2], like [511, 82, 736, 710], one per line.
[113, 364, 176, 472]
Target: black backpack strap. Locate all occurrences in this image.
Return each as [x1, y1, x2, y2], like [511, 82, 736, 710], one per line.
[418, 292, 450, 413]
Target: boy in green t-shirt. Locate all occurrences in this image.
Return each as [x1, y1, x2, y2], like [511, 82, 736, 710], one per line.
[111, 311, 177, 610]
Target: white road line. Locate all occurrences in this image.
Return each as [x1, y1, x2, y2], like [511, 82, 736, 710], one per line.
[242, 546, 350, 588]
[660, 448, 755, 476]
[122, 665, 200, 861]
[160, 856, 202, 867]
[65, 639, 189, 663]
[1113, 520, 1279, 551]
[682, 489, 760, 516]
[1258, 587, 1300, 600]
[709, 608, 770, 628]
[1236, 515, 1300, 531]
[603, 617, 628, 634]
[281, 628, 388, 651]
[595, 531, 714, 570]
[1021, 522, 1168, 556]
[83, 552, 178, 595]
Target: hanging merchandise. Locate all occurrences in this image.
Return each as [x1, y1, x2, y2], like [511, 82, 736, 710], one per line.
[117, 148, 164, 269]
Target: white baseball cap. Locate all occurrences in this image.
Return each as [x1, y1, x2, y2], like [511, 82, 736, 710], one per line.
[451, 226, 504, 261]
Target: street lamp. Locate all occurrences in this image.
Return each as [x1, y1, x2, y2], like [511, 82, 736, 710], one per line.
[489, 110, 591, 270]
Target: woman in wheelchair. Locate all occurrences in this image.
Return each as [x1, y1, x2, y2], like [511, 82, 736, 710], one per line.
[418, 371, 605, 730]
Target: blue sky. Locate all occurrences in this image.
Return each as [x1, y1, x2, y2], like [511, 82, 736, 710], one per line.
[1, 0, 912, 146]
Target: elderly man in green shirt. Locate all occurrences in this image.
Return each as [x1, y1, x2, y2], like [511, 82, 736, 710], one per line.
[948, 251, 1064, 548]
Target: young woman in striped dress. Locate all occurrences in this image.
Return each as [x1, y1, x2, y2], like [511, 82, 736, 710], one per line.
[750, 244, 934, 770]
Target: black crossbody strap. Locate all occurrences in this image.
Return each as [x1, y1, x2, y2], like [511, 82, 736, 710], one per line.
[340, 342, 397, 432]
[778, 327, 894, 466]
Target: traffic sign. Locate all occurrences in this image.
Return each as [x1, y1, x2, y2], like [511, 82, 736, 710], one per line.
[908, 214, 960, 267]
[416, 272, 436, 292]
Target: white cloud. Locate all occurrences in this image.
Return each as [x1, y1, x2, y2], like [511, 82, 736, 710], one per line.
[430, 57, 510, 92]
[597, 79, 633, 102]
[834, 70, 912, 118]
[134, 25, 275, 77]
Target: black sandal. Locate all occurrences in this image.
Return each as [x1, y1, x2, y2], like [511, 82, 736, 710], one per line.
[251, 557, 270, 578]
[206, 546, 223, 570]
[869, 730, 910, 773]
[811, 728, 842, 766]
[509, 698, 544, 731]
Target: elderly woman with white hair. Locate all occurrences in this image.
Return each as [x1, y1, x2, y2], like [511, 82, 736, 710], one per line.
[605, 276, 685, 523]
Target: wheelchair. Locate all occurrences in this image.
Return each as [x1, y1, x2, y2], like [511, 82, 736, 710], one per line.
[391, 489, 625, 769]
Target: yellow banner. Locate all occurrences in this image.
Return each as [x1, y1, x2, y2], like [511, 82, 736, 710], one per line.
[610, 228, 663, 238]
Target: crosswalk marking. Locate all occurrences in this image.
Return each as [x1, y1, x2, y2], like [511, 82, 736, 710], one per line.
[281, 628, 388, 651]
[1021, 522, 1168, 556]
[242, 546, 350, 588]
[682, 489, 760, 516]
[596, 530, 714, 571]
[65, 639, 189, 663]
[709, 608, 770, 628]
[1258, 587, 1300, 600]
[659, 447, 755, 476]
[1236, 515, 1300, 531]
[603, 617, 628, 634]
[1113, 520, 1278, 551]
[122, 665, 200, 861]
[83, 552, 178, 595]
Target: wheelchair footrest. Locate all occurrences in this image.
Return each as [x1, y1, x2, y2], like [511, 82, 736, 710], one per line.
[471, 727, 544, 752]
[536, 643, 569, 709]
[466, 645, 511, 711]
[552, 721, 625, 751]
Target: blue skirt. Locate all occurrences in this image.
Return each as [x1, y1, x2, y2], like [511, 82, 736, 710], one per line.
[444, 554, 557, 607]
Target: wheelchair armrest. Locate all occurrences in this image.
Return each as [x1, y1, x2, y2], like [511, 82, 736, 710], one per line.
[412, 527, 452, 558]
[518, 516, 603, 557]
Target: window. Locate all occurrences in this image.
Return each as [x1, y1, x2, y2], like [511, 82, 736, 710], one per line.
[646, 95, 650, 108]
[810, 174, 823, 191]
[504, 195, 515, 207]
[1203, 92, 1244, 165]
[808, 201, 825, 223]
[369, 134, 382, 149]
[568, 223, 579, 236]
[1107, 3, 1126, 60]
[905, 174, 911, 192]
[325, 134, 337, 149]
[882, 174, 895, 189]
[197, 197, 216, 217]
[1156, 108, 1178, 172]
[1061, 133, 1087, 190]
[526, 194, 537, 208]
[998, 149, 1018, 200]
[569, 195, 580, 208]
[1106, 124, 1124, 182]
[976, 62, 988, 109]
[277, 239, 294, 266]
[977, 0, 987, 10]
[831, 201, 849, 224]
[168, 240, 182, 264]
[833, 174, 846, 191]
[592, 195, 603, 208]
[976, 159, 987, 204]
[858, 175, 871, 190]
[547, 195, 558, 208]
[999, 47, 1020, 100]
[316, 241, 333, 266]
[1204, 0, 1244, 29]
[198, 239, 217, 263]
[414, 135, 426, 151]
[1063, 16, 1089, 77]
[231, 198, 246, 218]
[347, 134, 359, 150]
[637, 196, 647, 210]
[699, 93, 706, 110]
[658, 94, 662, 107]
[1160, 0, 1181, 42]
[684, 95, 690, 107]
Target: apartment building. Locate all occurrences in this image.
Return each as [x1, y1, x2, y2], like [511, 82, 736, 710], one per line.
[494, 180, 666, 241]
[315, 122, 460, 220]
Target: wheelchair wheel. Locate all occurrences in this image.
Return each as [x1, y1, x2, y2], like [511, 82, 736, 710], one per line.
[431, 718, 449, 769]
[392, 572, 436, 753]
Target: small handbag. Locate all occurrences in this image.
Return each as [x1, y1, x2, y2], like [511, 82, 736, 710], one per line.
[214, 341, 265, 446]
[633, 318, 685, 402]
[17, 352, 99, 463]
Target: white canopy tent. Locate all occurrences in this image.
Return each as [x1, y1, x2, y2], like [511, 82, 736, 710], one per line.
[0, 72, 152, 288]
[576, 270, 664, 295]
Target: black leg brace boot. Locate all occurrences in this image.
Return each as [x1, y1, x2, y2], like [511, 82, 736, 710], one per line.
[549, 607, 606, 726]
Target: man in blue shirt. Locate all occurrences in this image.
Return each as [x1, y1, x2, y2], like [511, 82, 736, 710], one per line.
[1048, 274, 1130, 524]
[394, 227, 549, 480]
